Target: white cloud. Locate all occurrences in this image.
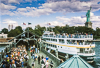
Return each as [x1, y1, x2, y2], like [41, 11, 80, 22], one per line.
[42, 0, 100, 13]
[14, 7, 54, 17]
[1, 0, 100, 17]
[2, 19, 18, 27]
[38, 21, 65, 28]
[34, 12, 100, 30]
[0, 3, 16, 16]
[1, 0, 21, 4]
[56, 12, 100, 29]
[0, 3, 16, 10]
[1, 0, 37, 4]
[8, 0, 20, 4]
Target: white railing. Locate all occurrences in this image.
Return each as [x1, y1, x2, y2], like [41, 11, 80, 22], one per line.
[43, 35, 93, 39]
[77, 52, 95, 56]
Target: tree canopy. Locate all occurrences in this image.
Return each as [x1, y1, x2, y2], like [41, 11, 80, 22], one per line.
[8, 26, 23, 37]
[2, 25, 100, 39]
[1, 28, 8, 34]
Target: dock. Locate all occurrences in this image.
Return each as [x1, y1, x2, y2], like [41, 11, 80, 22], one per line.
[27, 51, 58, 68]
[0, 31, 60, 68]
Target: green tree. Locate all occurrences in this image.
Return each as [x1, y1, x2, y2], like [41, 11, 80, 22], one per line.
[34, 25, 46, 36]
[15, 26, 23, 33]
[8, 26, 23, 37]
[1, 28, 8, 34]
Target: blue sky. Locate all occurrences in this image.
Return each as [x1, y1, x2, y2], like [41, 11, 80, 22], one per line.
[0, 0, 100, 31]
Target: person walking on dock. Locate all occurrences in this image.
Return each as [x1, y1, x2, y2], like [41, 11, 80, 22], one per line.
[32, 53, 35, 60]
[41, 59, 45, 68]
[38, 48, 40, 53]
[35, 48, 37, 53]
[38, 55, 41, 64]
[46, 56, 49, 61]
[50, 61, 53, 68]
[32, 61, 35, 68]
[45, 60, 49, 68]
[35, 54, 38, 61]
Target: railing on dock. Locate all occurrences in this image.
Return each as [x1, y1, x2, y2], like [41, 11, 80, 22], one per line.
[41, 47, 60, 66]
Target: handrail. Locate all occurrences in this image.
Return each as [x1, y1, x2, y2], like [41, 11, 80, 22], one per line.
[43, 35, 93, 38]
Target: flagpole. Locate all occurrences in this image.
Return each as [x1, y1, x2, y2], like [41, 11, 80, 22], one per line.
[46, 23, 48, 31]
[28, 22, 29, 38]
[23, 22, 26, 32]
[46, 25, 47, 31]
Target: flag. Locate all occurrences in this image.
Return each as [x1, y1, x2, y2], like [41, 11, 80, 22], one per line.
[23, 22, 26, 25]
[28, 22, 31, 25]
[47, 23, 51, 25]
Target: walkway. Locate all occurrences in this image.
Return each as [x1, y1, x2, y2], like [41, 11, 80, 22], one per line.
[27, 51, 58, 68]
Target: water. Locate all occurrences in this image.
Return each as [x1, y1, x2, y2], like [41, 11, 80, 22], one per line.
[94, 42, 100, 67]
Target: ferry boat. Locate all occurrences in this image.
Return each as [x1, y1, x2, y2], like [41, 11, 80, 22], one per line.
[42, 31, 95, 63]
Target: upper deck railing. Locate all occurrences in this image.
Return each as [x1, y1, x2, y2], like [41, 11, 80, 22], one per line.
[43, 35, 93, 39]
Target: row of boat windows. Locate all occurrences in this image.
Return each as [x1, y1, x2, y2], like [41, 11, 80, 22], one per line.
[45, 44, 63, 48]
[44, 38, 80, 44]
[45, 38, 57, 42]
[43, 38, 93, 45]
[44, 38, 64, 43]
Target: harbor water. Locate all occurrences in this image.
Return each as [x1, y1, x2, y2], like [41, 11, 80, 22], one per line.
[94, 42, 100, 67]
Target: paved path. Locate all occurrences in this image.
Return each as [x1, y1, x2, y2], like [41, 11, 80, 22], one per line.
[27, 51, 58, 68]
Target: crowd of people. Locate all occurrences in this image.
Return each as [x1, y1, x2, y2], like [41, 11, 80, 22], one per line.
[1, 44, 59, 68]
[30, 46, 54, 68]
[1, 45, 29, 68]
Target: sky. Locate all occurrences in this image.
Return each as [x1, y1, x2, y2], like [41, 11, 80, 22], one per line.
[0, 0, 100, 31]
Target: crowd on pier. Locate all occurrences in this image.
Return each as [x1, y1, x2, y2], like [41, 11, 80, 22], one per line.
[1, 45, 29, 68]
[1, 45, 58, 68]
[30, 46, 54, 68]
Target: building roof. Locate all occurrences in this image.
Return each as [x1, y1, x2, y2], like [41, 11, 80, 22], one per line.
[0, 37, 14, 42]
[8, 30, 40, 42]
[57, 55, 93, 68]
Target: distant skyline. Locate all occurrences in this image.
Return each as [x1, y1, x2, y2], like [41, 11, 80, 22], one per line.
[0, 0, 100, 31]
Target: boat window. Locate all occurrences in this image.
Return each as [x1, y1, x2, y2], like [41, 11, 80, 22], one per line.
[66, 40, 70, 44]
[55, 45, 57, 48]
[53, 45, 54, 47]
[52, 39, 57, 42]
[58, 46, 59, 48]
[80, 48, 84, 53]
[50, 44, 51, 46]
[59, 39, 65, 43]
[87, 48, 89, 50]
[61, 46, 62, 48]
